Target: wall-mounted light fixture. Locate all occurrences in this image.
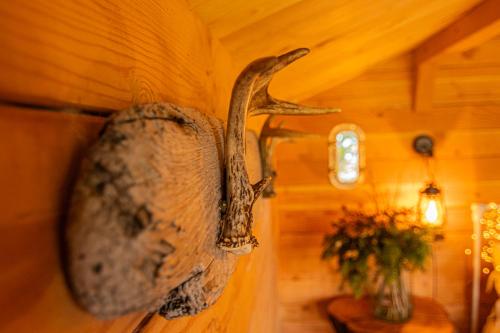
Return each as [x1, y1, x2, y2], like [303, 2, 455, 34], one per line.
[418, 182, 445, 228]
[413, 135, 446, 236]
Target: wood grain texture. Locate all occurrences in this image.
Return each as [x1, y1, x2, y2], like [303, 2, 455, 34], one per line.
[413, 0, 500, 111]
[0, 105, 278, 333]
[188, 0, 303, 40]
[273, 38, 500, 333]
[140, 129, 278, 333]
[415, 0, 500, 63]
[192, 0, 481, 101]
[278, 38, 500, 131]
[412, 60, 436, 112]
[327, 296, 454, 333]
[67, 103, 232, 318]
[0, 0, 234, 117]
[0, 105, 151, 332]
[0, 0, 279, 331]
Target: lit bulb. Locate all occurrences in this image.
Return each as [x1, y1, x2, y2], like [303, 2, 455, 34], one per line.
[418, 182, 445, 229]
[424, 199, 439, 225]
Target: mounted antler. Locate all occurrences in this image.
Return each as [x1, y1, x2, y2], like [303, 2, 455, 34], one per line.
[217, 48, 339, 255]
[259, 115, 321, 198]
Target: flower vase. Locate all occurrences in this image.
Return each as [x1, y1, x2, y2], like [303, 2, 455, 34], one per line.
[374, 273, 412, 322]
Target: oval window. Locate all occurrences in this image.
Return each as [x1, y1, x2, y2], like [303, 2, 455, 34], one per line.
[328, 124, 365, 188]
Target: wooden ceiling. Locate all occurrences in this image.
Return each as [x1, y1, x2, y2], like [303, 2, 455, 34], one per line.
[189, 0, 485, 102]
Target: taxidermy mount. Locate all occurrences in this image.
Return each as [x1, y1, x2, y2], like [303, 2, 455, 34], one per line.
[65, 48, 338, 319]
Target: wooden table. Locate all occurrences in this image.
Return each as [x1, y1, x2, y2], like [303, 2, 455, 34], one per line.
[327, 295, 455, 333]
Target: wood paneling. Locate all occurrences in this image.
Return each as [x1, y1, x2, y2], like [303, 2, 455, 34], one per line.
[277, 209, 474, 332]
[275, 182, 500, 214]
[0, 0, 277, 331]
[274, 38, 500, 134]
[276, 156, 500, 186]
[274, 37, 500, 333]
[191, 0, 481, 101]
[413, 0, 500, 111]
[0, 0, 234, 117]
[276, 129, 500, 161]
[188, 0, 303, 40]
[1, 1, 499, 332]
[274, 106, 500, 135]
[0, 106, 147, 332]
[415, 0, 500, 64]
[278, 206, 476, 234]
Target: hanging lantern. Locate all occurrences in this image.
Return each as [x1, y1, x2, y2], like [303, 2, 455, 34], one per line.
[413, 135, 446, 236]
[418, 182, 446, 228]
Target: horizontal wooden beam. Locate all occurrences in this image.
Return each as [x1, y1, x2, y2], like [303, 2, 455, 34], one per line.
[415, 0, 500, 64]
[0, 0, 234, 117]
[413, 0, 500, 111]
[217, 1, 482, 102]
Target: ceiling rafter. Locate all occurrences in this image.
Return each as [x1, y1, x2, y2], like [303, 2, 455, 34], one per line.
[413, 0, 500, 111]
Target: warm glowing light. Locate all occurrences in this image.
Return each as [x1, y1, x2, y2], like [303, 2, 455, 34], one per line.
[424, 199, 439, 225]
[329, 124, 365, 189]
[418, 182, 445, 229]
[465, 248, 472, 255]
[475, 204, 500, 279]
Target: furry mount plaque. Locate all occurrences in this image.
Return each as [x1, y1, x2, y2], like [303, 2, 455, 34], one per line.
[65, 48, 337, 319]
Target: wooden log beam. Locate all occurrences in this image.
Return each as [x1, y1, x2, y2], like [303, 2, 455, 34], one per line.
[413, 61, 436, 112]
[415, 0, 500, 63]
[0, 0, 234, 118]
[413, 0, 500, 111]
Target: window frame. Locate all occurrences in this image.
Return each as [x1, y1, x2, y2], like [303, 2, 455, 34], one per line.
[328, 123, 366, 189]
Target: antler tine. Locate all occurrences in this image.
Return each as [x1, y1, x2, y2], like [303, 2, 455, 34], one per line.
[275, 48, 310, 72]
[259, 116, 279, 198]
[251, 97, 340, 116]
[265, 127, 320, 140]
[217, 54, 284, 255]
[261, 115, 289, 138]
[260, 114, 275, 137]
[219, 48, 339, 255]
[247, 48, 340, 117]
[252, 48, 310, 93]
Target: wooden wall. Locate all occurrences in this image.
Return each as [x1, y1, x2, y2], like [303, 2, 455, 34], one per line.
[273, 37, 500, 333]
[0, 1, 278, 333]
